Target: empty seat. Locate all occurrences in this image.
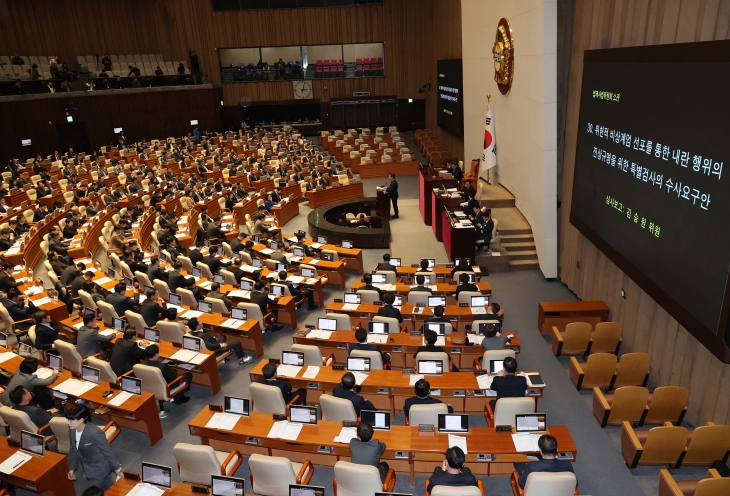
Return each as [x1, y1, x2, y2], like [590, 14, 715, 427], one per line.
[642, 386, 689, 426]
[611, 352, 650, 389]
[622, 421, 688, 468]
[333, 460, 396, 496]
[249, 454, 313, 496]
[552, 322, 592, 356]
[589, 321, 623, 355]
[658, 468, 730, 496]
[593, 386, 649, 427]
[569, 353, 617, 390]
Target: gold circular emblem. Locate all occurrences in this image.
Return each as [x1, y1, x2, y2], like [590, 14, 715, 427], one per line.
[492, 18, 514, 95]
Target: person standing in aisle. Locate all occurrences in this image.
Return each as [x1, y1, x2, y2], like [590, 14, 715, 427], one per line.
[386, 173, 399, 219]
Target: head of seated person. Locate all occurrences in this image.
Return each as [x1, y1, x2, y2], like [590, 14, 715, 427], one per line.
[483, 323, 498, 338]
[415, 378, 431, 399]
[459, 273, 471, 285]
[420, 260, 430, 272]
[262, 362, 277, 380]
[444, 446, 466, 472]
[356, 421, 374, 442]
[416, 275, 426, 286]
[354, 327, 368, 344]
[340, 372, 356, 390]
[433, 306, 445, 319]
[166, 308, 178, 321]
[424, 329, 438, 345]
[383, 293, 396, 306]
[502, 356, 517, 375]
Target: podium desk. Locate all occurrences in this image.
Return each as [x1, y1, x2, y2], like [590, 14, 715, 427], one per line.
[305, 182, 365, 209]
[248, 362, 544, 415]
[442, 209, 476, 262]
[538, 301, 611, 334]
[271, 198, 300, 227]
[292, 327, 520, 369]
[188, 411, 575, 485]
[419, 169, 459, 226]
[0, 438, 75, 496]
[431, 191, 465, 241]
[375, 188, 391, 219]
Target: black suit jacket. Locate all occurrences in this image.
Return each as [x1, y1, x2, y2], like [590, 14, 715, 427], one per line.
[146, 358, 178, 383]
[168, 271, 193, 293]
[377, 304, 403, 323]
[257, 378, 298, 403]
[34, 322, 62, 350]
[386, 179, 399, 199]
[333, 385, 375, 416]
[140, 299, 166, 327]
[1, 298, 34, 330]
[361, 283, 383, 300]
[109, 339, 146, 377]
[105, 293, 137, 318]
[249, 291, 272, 316]
[189, 249, 203, 266]
[491, 375, 528, 400]
[426, 467, 477, 493]
[147, 265, 167, 282]
[202, 255, 221, 274]
[455, 283, 479, 298]
[403, 395, 448, 418]
[516, 458, 575, 488]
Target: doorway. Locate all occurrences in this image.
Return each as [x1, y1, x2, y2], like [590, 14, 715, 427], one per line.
[55, 121, 89, 155]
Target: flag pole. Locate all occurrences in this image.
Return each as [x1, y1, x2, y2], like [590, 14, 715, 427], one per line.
[486, 94, 491, 184]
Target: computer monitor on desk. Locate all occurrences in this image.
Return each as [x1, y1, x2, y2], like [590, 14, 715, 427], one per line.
[214, 274, 225, 284]
[347, 356, 370, 372]
[48, 354, 63, 373]
[282, 351, 304, 366]
[317, 318, 337, 331]
[371, 274, 386, 284]
[344, 293, 360, 304]
[224, 396, 250, 416]
[454, 258, 471, 266]
[421, 258, 436, 269]
[389, 258, 401, 267]
[293, 247, 305, 257]
[198, 300, 213, 314]
[20, 430, 44, 456]
[142, 462, 172, 489]
[317, 236, 327, 244]
[471, 295, 488, 307]
[301, 267, 315, 278]
[289, 485, 325, 496]
[427, 296, 446, 308]
[360, 410, 391, 431]
[81, 365, 100, 384]
[144, 328, 160, 343]
[425, 323, 445, 336]
[183, 336, 201, 352]
[169, 293, 182, 306]
[231, 307, 247, 320]
[368, 321, 388, 335]
[516, 413, 547, 433]
[489, 360, 504, 374]
[240, 280, 253, 290]
[417, 360, 443, 375]
[342, 240, 353, 249]
[438, 414, 469, 433]
[211, 476, 245, 496]
[112, 317, 126, 331]
[289, 405, 318, 425]
[121, 376, 142, 395]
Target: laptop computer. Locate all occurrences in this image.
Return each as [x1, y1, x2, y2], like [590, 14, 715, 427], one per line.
[371, 274, 387, 284]
[198, 300, 213, 314]
[368, 321, 388, 335]
[427, 296, 446, 308]
[421, 259, 436, 269]
[389, 258, 401, 267]
[240, 280, 253, 290]
[489, 359, 505, 374]
[288, 405, 318, 425]
[417, 360, 443, 375]
[124, 276, 134, 288]
[515, 413, 547, 433]
[438, 414, 469, 433]
[293, 247, 305, 257]
[288, 485, 325, 496]
[271, 285, 284, 296]
[301, 268, 315, 278]
[84, 307, 96, 318]
[343, 293, 360, 304]
[321, 252, 333, 262]
[48, 354, 63, 373]
[252, 258, 263, 268]
[211, 475, 246, 496]
[144, 328, 160, 343]
[121, 376, 142, 395]
[276, 263, 288, 272]
[424, 323, 446, 336]
[231, 307, 247, 320]
[20, 430, 44, 456]
[454, 258, 471, 266]
[471, 295, 488, 307]
[346, 356, 370, 372]
[282, 351, 304, 366]
[342, 240, 353, 249]
[317, 236, 327, 244]
[183, 336, 201, 352]
[214, 274, 225, 284]
[224, 396, 250, 416]
[81, 365, 100, 384]
[142, 462, 172, 489]
[393, 295, 403, 306]
[317, 317, 337, 331]
[360, 410, 391, 431]
[143, 284, 154, 295]
[112, 316, 126, 331]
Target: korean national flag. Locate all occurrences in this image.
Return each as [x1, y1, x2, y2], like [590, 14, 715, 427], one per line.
[480, 105, 497, 180]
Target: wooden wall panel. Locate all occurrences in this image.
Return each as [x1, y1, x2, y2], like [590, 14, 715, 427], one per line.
[0, 0, 464, 158]
[559, 0, 730, 426]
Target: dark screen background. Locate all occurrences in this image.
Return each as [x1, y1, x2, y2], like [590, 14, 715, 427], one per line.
[436, 59, 464, 137]
[571, 61, 730, 339]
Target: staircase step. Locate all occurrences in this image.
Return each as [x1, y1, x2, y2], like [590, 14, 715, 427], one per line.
[509, 259, 541, 271]
[500, 234, 534, 243]
[498, 228, 533, 235]
[482, 198, 515, 208]
[507, 250, 538, 261]
[502, 242, 536, 252]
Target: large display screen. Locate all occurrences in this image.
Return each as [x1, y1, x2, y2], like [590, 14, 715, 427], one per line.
[436, 59, 464, 137]
[570, 41, 730, 362]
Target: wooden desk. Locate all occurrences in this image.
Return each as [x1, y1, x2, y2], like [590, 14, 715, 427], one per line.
[358, 160, 420, 179]
[248, 362, 544, 415]
[392, 265, 483, 281]
[0, 438, 75, 496]
[442, 208, 476, 262]
[292, 327, 521, 369]
[107, 477, 256, 496]
[419, 169, 459, 226]
[376, 188, 391, 219]
[188, 411, 576, 485]
[350, 281, 492, 306]
[13, 272, 69, 323]
[537, 301, 611, 334]
[284, 234, 365, 274]
[271, 199, 299, 227]
[252, 243, 347, 289]
[305, 183, 364, 209]
[431, 191, 465, 241]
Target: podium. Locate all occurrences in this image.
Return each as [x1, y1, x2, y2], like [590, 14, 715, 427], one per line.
[376, 188, 391, 219]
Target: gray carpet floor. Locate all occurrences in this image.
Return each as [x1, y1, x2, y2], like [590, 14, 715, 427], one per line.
[21, 132, 704, 496]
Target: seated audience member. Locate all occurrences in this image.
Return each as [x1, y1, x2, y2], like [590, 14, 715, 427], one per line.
[333, 372, 375, 416]
[77, 312, 117, 358]
[450, 258, 474, 277]
[349, 422, 389, 482]
[360, 273, 384, 300]
[375, 253, 394, 272]
[106, 282, 140, 316]
[414, 329, 446, 358]
[424, 305, 449, 325]
[426, 447, 478, 493]
[276, 270, 316, 310]
[454, 273, 479, 298]
[9, 386, 57, 435]
[404, 378, 453, 419]
[140, 288, 167, 327]
[1, 288, 35, 330]
[514, 435, 575, 489]
[377, 292, 402, 323]
[410, 274, 433, 293]
[481, 323, 509, 350]
[337, 215, 350, 227]
[349, 327, 390, 366]
[0, 357, 58, 408]
[207, 282, 233, 311]
[489, 356, 527, 410]
[486, 302, 504, 323]
[145, 344, 192, 404]
[110, 329, 147, 377]
[258, 362, 306, 404]
[34, 309, 76, 350]
[419, 259, 432, 272]
[187, 317, 251, 365]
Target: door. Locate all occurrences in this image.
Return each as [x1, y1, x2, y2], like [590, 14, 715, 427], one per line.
[56, 122, 89, 155]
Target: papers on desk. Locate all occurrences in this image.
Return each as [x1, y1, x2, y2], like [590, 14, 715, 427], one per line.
[287, 236, 298, 242]
[53, 378, 97, 396]
[446, 188, 459, 193]
[99, 329, 116, 338]
[167, 304, 185, 312]
[373, 283, 396, 291]
[288, 256, 303, 263]
[0, 352, 18, 364]
[512, 433, 542, 452]
[453, 211, 466, 218]
[23, 286, 44, 296]
[302, 366, 320, 379]
[448, 434, 468, 454]
[476, 374, 494, 390]
[367, 334, 387, 344]
[305, 278, 319, 286]
[31, 296, 52, 307]
[265, 217, 275, 223]
[4, 246, 20, 255]
[226, 290, 251, 299]
[470, 307, 487, 315]
[287, 275, 305, 284]
[170, 349, 200, 363]
[0, 451, 32, 474]
[351, 371, 369, 386]
[205, 412, 240, 431]
[33, 368, 55, 380]
[334, 426, 358, 444]
[307, 330, 333, 340]
[180, 310, 204, 319]
[467, 333, 484, 345]
[107, 391, 133, 407]
[310, 243, 323, 249]
[276, 364, 302, 377]
[409, 374, 424, 386]
[308, 259, 320, 265]
[260, 248, 274, 255]
[72, 321, 84, 330]
[220, 318, 245, 329]
[423, 336, 445, 347]
[198, 281, 214, 290]
[489, 252, 501, 257]
[126, 482, 166, 496]
[342, 303, 359, 311]
[95, 277, 113, 285]
[267, 420, 303, 441]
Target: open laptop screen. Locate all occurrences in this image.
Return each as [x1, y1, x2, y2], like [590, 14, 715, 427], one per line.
[289, 485, 325, 496]
[417, 360, 443, 375]
[515, 413, 547, 433]
[142, 462, 172, 489]
[343, 293, 360, 304]
[346, 356, 370, 372]
[342, 240, 353, 249]
[231, 307, 247, 320]
[317, 318, 337, 331]
[112, 316, 126, 331]
[144, 328, 160, 343]
[471, 295, 487, 307]
[489, 360, 504, 374]
[211, 475, 245, 496]
[360, 410, 391, 431]
[81, 365, 100, 384]
[183, 336, 201, 352]
[371, 274, 386, 284]
[121, 376, 142, 395]
[224, 396, 250, 416]
[288, 405, 318, 425]
[282, 351, 304, 366]
[368, 321, 388, 334]
[48, 354, 63, 373]
[169, 293, 182, 306]
[21, 430, 44, 456]
[438, 414, 469, 433]
[427, 296, 446, 308]
[389, 258, 401, 267]
[425, 323, 445, 336]
[301, 268, 314, 278]
[198, 300, 213, 314]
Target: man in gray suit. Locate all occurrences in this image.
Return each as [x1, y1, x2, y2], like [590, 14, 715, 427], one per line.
[77, 312, 117, 359]
[66, 404, 122, 490]
[349, 422, 389, 482]
[0, 357, 59, 408]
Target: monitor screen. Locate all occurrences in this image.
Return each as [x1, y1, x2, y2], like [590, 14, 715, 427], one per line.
[368, 321, 388, 334]
[489, 359, 504, 374]
[48, 354, 63, 373]
[344, 293, 360, 304]
[211, 476, 245, 496]
[169, 293, 182, 306]
[114, 127, 123, 133]
[437, 414, 469, 433]
[321, 252, 333, 262]
[121, 376, 142, 395]
[20, 139, 32, 147]
[289, 485, 325, 496]
[183, 336, 201, 352]
[515, 413, 547, 433]
[231, 307, 247, 320]
[301, 268, 314, 278]
[124, 276, 134, 287]
[389, 258, 401, 267]
[425, 323, 445, 336]
[317, 318, 337, 331]
[421, 259, 436, 269]
[198, 301, 213, 314]
[417, 360, 443, 375]
[293, 248, 304, 257]
[17, 343, 32, 357]
[240, 280, 253, 290]
[160, 253, 167, 262]
[144, 328, 160, 343]
[84, 307, 96, 318]
[190, 119, 199, 125]
[371, 274, 386, 284]
[214, 274, 225, 284]
[270, 241, 278, 250]
[271, 285, 283, 295]
[393, 295, 403, 306]
[427, 296, 446, 308]
[282, 351, 304, 366]
[253, 235, 261, 244]
[477, 321, 501, 334]
[143, 284, 154, 295]
[317, 236, 327, 244]
[360, 410, 390, 431]
[224, 396, 250, 416]
[20, 430, 44, 456]
[436, 59, 464, 137]
[252, 258, 263, 268]
[81, 365, 100, 384]
[192, 267, 202, 278]
[342, 240, 353, 249]
[276, 263, 287, 272]
[418, 274, 433, 285]
[142, 462, 172, 489]
[112, 317, 126, 331]
[346, 356, 370, 372]
[288, 405, 318, 425]
[471, 295, 487, 307]
[455, 258, 471, 266]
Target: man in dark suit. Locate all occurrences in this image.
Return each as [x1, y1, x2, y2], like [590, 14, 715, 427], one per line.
[202, 253, 223, 274]
[61, 262, 84, 287]
[109, 329, 147, 377]
[189, 240, 205, 266]
[147, 256, 168, 282]
[145, 344, 191, 403]
[426, 447, 478, 493]
[257, 362, 307, 404]
[140, 288, 167, 327]
[462, 179, 476, 199]
[349, 327, 390, 365]
[9, 386, 57, 435]
[414, 329, 447, 358]
[375, 254, 395, 272]
[489, 356, 528, 410]
[455, 273, 480, 300]
[250, 281, 282, 331]
[318, 174, 330, 188]
[514, 435, 576, 489]
[275, 270, 316, 310]
[168, 261, 194, 293]
[292, 232, 314, 257]
[105, 283, 139, 317]
[377, 293, 403, 323]
[207, 283, 233, 311]
[411, 274, 433, 294]
[404, 378, 453, 419]
[386, 173, 399, 218]
[126, 252, 148, 276]
[360, 273, 384, 300]
[1, 289, 34, 331]
[333, 372, 375, 416]
[229, 233, 247, 254]
[33, 309, 76, 350]
[226, 258, 246, 282]
[33, 203, 50, 222]
[207, 216, 227, 244]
